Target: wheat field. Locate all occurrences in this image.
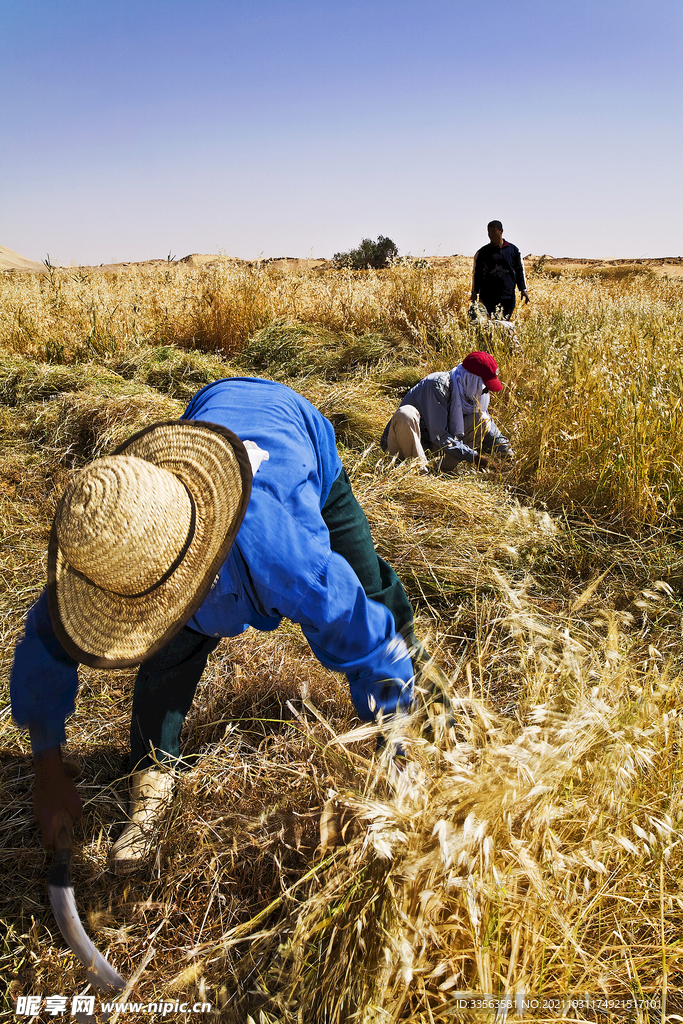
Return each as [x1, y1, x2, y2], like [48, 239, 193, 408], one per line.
[1, 257, 683, 1022]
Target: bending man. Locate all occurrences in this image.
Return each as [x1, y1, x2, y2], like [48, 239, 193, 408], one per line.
[11, 377, 428, 873]
[381, 351, 513, 473]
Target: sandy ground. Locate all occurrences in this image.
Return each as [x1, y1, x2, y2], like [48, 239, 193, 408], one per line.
[0, 244, 47, 272]
[2, 244, 682, 277]
[523, 254, 683, 279]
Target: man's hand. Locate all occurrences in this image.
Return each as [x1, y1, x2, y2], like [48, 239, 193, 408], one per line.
[33, 747, 83, 847]
[521, 290, 530, 304]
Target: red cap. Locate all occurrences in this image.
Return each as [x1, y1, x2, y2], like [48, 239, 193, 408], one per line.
[461, 351, 503, 391]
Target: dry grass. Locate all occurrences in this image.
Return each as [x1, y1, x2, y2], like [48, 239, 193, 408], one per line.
[3, 257, 682, 524]
[258, 643, 683, 1023]
[1, 260, 683, 1021]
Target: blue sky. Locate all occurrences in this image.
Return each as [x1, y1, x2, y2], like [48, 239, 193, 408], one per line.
[1, 0, 681, 264]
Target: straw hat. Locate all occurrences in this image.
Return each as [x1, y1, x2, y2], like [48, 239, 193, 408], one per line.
[47, 420, 252, 668]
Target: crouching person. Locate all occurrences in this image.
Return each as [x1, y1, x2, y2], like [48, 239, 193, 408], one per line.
[381, 351, 513, 473]
[11, 377, 431, 874]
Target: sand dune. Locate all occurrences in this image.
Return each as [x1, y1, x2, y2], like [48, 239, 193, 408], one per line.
[0, 244, 46, 272]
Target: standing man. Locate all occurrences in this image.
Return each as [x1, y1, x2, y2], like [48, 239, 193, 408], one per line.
[11, 377, 434, 873]
[471, 220, 529, 320]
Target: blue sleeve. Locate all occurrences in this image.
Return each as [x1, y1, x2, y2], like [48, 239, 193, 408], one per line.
[513, 246, 527, 292]
[414, 379, 451, 447]
[415, 378, 474, 457]
[236, 493, 415, 722]
[296, 550, 415, 722]
[10, 589, 80, 753]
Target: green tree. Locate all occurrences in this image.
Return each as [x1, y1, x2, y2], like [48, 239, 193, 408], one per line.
[333, 235, 398, 270]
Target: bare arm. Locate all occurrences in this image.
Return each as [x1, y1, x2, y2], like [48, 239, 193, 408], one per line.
[33, 746, 83, 846]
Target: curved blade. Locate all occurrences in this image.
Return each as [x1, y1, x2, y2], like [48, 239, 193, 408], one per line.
[48, 842, 126, 992]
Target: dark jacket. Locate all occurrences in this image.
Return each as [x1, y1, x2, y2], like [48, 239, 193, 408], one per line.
[472, 240, 527, 304]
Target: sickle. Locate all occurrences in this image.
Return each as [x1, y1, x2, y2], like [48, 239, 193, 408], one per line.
[47, 815, 126, 992]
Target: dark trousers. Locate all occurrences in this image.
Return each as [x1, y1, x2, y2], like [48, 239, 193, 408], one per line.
[129, 468, 418, 770]
[481, 293, 515, 320]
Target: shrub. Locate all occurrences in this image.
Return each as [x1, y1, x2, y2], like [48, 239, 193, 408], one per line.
[333, 235, 399, 271]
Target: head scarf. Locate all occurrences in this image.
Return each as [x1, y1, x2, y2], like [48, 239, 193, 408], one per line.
[448, 364, 490, 439]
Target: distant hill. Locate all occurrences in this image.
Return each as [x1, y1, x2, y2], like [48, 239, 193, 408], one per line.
[0, 245, 46, 272]
[2, 245, 682, 276]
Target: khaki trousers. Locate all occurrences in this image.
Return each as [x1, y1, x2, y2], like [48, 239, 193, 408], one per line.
[385, 405, 428, 470]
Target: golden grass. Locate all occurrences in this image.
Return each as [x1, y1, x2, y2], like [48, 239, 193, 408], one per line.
[3, 257, 682, 524]
[1, 260, 683, 1021]
[258, 646, 683, 1023]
